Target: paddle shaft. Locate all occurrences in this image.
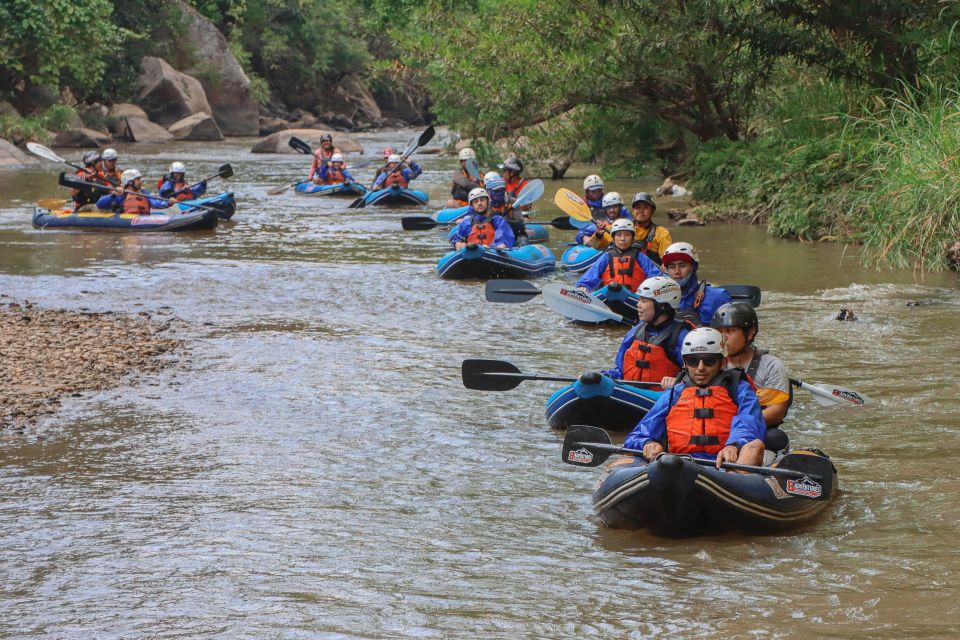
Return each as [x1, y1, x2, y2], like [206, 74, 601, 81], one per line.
[59, 175, 219, 213]
[480, 370, 661, 388]
[168, 165, 231, 198]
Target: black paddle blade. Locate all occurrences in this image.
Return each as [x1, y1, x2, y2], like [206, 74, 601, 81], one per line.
[218, 164, 234, 179]
[562, 425, 615, 467]
[484, 279, 541, 303]
[348, 196, 366, 209]
[461, 358, 523, 391]
[289, 136, 312, 155]
[720, 284, 762, 308]
[418, 125, 436, 147]
[547, 216, 577, 231]
[401, 216, 439, 231]
[773, 451, 835, 501]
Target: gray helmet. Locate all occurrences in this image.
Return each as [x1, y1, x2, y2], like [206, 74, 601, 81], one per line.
[711, 301, 759, 338]
[631, 192, 656, 209]
[500, 158, 523, 173]
[320, 133, 333, 142]
[82, 151, 101, 165]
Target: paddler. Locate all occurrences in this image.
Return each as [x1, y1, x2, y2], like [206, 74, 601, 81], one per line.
[97, 169, 171, 214]
[70, 151, 108, 210]
[447, 147, 483, 207]
[624, 327, 766, 469]
[575, 191, 631, 248]
[316, 153, 355, 185]
[158, 162, 207, 202]
[582, 174, 605, 217]
[100, 148, 122, 186]
[373, 153, 422, 189]
[629, 192, 672, 263]
[307, 133, 341, 182]
[576, 219, 662, 291]
[661, 242, 732, 326]
[484, 172, 526, 243]
[450, 187, 515, 250]
[601, 276, 694, 391]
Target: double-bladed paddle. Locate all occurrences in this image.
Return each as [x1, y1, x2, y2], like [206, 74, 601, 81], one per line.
[349, 125, 436, 208]
[461, 358, 660, 391]
[56, 173, 222, 215]
[269, 136, 372, 195]
[26, 141, 87, 173]
[465, 157, 481, 182]
[511, 179, 545, 210]
[561, 425, 835, 499]
[166, 163, 233, 199]
[553, 188, 593, 222]
[401, 215, 576, 232]
[790, 378, 874, 407]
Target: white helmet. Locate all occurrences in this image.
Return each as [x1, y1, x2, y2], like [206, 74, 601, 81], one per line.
[662, 241, 699, 266]
[169, 161, 185, 174]
[483, 171, 500, 182]
[583, 174, 604, 191]
[330, 153, 344, 163]
[602, 191, 622, 208]
[387, 154, 402, 163]
[121, 169, 142, 186]
[102, 148, 118, 161]
[458, 147, 476, 160]
[682, 327, 726, 357]
[609, 218, 635, 236]
[637, 276, 681, 309]
[468, 187, 489, 203]
[485, 174, 506, 191]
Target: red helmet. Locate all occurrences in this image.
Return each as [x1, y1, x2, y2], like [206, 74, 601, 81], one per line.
[382, 147, 395, 158]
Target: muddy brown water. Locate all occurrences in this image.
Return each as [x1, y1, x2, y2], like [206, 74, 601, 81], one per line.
[1, 133, 959, 638]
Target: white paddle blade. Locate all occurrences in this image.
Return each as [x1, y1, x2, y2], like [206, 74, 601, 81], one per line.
[26, 142, 65, 163]
[802, 380, 874, 407]
[541, 283, 625, 323]
[513, 179, 545, 207]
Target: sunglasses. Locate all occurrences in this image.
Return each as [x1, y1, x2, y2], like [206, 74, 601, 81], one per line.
[683, 354, 722, 368]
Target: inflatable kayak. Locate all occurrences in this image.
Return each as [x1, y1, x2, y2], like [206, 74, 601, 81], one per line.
[294, 181, 367, 197]
[445, 223, 548, 245]
[560, 244, 603, 272]
[32, 207, 218, 232]
[546, 372, 660, 431]
[436, 243, 556, 280]
[590, 450, 837, 535]
[360, 185, 429, 206]
[589, 283, 640, 323]
[179, 192, 236, 220]
[433, 205, 470, 223]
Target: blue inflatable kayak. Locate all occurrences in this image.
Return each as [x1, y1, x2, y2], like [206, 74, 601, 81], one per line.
[179, 192, 236, 220]
[588, 283, 640, 323]
[432, 205, 470, 223]
[436, 243, 556, 280]
[360, 185, 429, 206]
[32, 206, 219, 232]
[560, 244, 603, 272]
[294, 181, 367, 197]
[445, 223, 548, 245]
[546, 372, 661, 431]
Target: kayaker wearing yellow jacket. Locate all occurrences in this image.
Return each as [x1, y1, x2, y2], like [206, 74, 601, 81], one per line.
[630, 192, 672, 263]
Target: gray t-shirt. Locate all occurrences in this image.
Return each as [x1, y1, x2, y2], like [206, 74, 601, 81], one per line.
[726, 349, 789, 393]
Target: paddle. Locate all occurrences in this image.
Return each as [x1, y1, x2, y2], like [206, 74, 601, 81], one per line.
[541, 282, 632, 324]
[511, 179, 545, 210]
[791, 378, 874, 407]
[349, 125, 435, 208]
[465, 157, 481, 182]
[57, 173, 220, 215]
[288, 136, 314, 155]
[166, 163, 233, 199]
[26, 141, 86, 173]
[37, 198, 70, 209]
[561, 425, 834, 497]
[553, 188, 593, 222]
[461, 358, 660, 391]
[485, 280, 761, 308]
[401, 215, 575, 232]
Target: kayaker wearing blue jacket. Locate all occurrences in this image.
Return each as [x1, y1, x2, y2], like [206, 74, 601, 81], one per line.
[451, 188, 515, 250]
[661, 242, 732, 326]
[624, 327, 766, 469]
[97, 169, 171, 215]
[317, 153, 355, 184]
[602, 276, 692, 391]
[373, 153, 422, 189]
[575, 191, 632, 248]
[158, 161, 206, 202]
[576, 219, 663, 291]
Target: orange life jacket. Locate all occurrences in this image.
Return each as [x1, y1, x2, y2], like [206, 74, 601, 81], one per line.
[505, 176, 528, 199]
[382, 167, 408, 188]
[622, 321, 691, 389]
[323, 167, 348, 184]
[665, 369, 751, 455]
[101, 168, 122, 187]
[601, 247, 647, 291]
[156, 175, 193, 201]
[467, 216, 496, 246]
[71, 168, 105, 206]
[123, 191, 152, 215]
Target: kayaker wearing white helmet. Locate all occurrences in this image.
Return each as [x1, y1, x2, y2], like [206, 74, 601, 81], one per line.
[100, 148, 122, 186]
[630, 192, 672, 263]
[576, 218, 663, 292]
[97, 168, 170, 215]
[483, 172, 528, 241]
[316, 152, 355, 185]
[601, 276, 694, 391]
[624, 326, 766, 469]
[158, 161, 207, 202]
[373, 152, 422, 189]
[582, 174, 605, 216]
[450, 187, 516, 250]
[307, 133, 342, 182]
[576, 191, 632, 248]
[448, 147, 483, 207]
[661, 241, 732, 327]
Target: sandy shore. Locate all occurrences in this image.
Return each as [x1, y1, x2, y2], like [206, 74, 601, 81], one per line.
[0, 296, 182, 429]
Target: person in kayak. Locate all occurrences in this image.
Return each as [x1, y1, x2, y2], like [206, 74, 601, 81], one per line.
[70, 151, 108, 210]
[485, 172, 526, 242]
[630, 192, 672, 264]
[316, 153, 355, 185]
[448, 147, 483, 207]
[373, 153, 422, 189]
[601, 276, 693, 391]
[661, 242, 731, 326]
[576, 191, 631, 248]
[307, 133, 341, 182]
[450, 187, 515, 250]
[576, 218, 663, 291]
[624, 327, 767, 469]
[158, 162, 207, 202]
[100, 148, 122, 187]
[97, 169, 171, 214]
[500, 157, 528, 203]
[582, 174, 605, 217]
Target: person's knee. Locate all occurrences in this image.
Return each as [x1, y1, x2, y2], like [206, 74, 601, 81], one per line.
[738, 439, 765, 465]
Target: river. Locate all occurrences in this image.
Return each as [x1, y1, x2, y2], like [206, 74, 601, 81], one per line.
[0, 132, 958, 638]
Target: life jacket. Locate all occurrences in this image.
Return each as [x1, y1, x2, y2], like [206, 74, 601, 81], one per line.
[324, 166, 348, 184]
[101, 168, 122, 187]
[122, 191, 152, 215]
[601, 246, 647, 291]
[71, 168, 105, 206]
[635, 221, 663, 264]
[665, 369, 755, 455]
[622, 320, 693, 389]
[466, 215, 497, 246]
[451, 168, 478, 201]
[505, 176, 528, 199]
[382, 167, 408, 188]
[157, 175, 192, 202]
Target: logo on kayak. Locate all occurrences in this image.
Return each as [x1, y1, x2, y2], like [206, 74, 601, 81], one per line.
[785, 476, 822, 498]
[559, 287, 593, 304]
[567, 447, 594, 465]
[131, 215, 169, 225]
[831, 388, 865, 406]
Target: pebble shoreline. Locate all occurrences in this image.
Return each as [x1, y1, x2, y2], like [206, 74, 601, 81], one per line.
[0, 297, 182, 429]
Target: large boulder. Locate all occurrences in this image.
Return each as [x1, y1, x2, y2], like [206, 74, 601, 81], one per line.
[251, 129, 362, 154]
[0, 139, 38, 168]
[335, 74, 382, 126]
[173, 0, 258, 136]
[53, 128, 112, 148]
[121, 117, 174, 143]
[108, 103, 148, 119]
[168, 113, 223, 141]
[19, 86, 58, 116]
[137, 57, 212, 127]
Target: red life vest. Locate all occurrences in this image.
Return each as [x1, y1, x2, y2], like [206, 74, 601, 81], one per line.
[123, 191, 152, 215]
[601, 247, 647, 291]
[467, 216, 496, 246]
[505, 176, 528, 199]
[382, 168, 408, 188]
[622, 321, 691, 389]
[665, 369, 751, 455]
[156, 175, 193, 201]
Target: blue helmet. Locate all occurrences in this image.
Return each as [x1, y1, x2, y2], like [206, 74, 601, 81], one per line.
[485, 175, 506, 191]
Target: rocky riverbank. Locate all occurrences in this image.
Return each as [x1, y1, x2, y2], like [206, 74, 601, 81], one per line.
[0, 298, 183, 429]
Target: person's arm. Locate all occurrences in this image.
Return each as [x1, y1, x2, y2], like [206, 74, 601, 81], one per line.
[158, 180, 176, 198]
[491, 217, 515, 249]
[408, 161, 422, 179]
[654, 226, 673, 257]
[755, 354, 791, 426]
[307, 156, 321, 180]
[636, 252, 663, 278]
[96, 193, 118, 211]
[318, 163, 330, 182]
[146, 192, 172, 209]
[727, 381, 767, 448]
[451, 219, 470, 247]
[575, 224, 597, 245]
[192, 181, 206, 197]
[623, 386, 675, 452]
[341, 168, 355, 183]
[601, 326, 638, 380]
[576, 254, 608, 290]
